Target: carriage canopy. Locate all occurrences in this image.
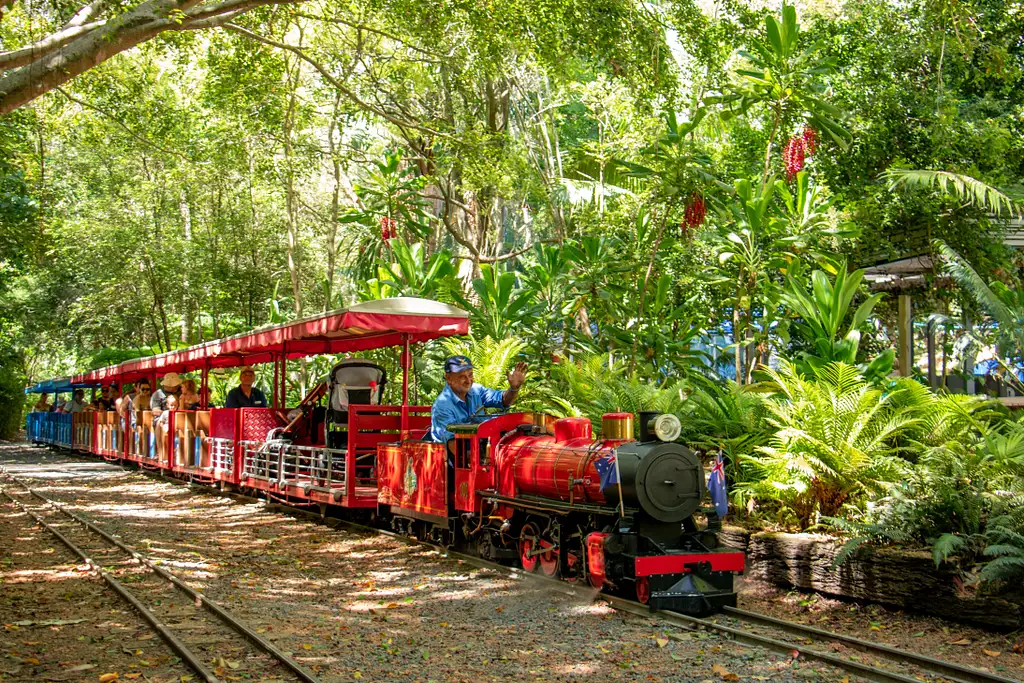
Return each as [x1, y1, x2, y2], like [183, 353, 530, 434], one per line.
[70, 297, 469, 384]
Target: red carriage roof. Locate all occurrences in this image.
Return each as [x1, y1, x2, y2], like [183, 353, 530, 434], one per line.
[73, 297, 470, 384]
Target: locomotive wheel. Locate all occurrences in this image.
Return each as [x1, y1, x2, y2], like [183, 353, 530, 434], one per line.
[539, 540, 559, 577]
[635, 577, 650, 604]
[519, 523, 540, 573]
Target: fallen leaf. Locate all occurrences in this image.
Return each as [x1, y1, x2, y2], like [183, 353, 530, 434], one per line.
[495, 606, 504, 613]
[790, 649, 800, 659]
[712, 663, 739, 681]
[984, 649, 1001, 657]
[225, 660, 241, 669]
[385, 603, 399, 609]
[911, 632, 925, 638]
[439, 622, 449, 628]
[99, 675, 119, 683]
[950, 639, 972, 646]
[840, 677, 849, 683]
[353, 672, 362, 679]
[66, 664, 96, 672]
[656, 638, 669, 648]
[22, 657, 39, 665]
[124, 675, 142, 680]
[302, 644, 312, 650]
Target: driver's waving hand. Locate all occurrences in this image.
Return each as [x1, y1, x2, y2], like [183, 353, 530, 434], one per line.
[428, 355, 528, 443]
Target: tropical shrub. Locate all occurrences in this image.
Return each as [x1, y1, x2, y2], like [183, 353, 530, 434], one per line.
[738, 361, 916, 527]
[547, 352, 687, 436]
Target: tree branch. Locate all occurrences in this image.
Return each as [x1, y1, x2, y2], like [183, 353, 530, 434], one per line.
[0, 20, 106, 70]
[55, 87, 189, 160]
[222, 23, 454, 140]
[468, 240, 555, 263]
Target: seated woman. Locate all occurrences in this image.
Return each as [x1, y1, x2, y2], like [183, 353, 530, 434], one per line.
[33, 393, 51, 412]
[179, 379, 201, 411]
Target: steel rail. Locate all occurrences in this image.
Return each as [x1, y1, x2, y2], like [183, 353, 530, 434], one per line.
[0, 469, 322, 683]
[0, 486, 221, 683]
[11, 453, 1020, 683]
[720, 606, 1019, 683]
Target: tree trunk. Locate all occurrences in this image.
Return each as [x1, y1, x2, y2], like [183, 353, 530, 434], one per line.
[180, 189, 193, 343]
[282, 52, 303, 319]
[325, 92, 341, 311]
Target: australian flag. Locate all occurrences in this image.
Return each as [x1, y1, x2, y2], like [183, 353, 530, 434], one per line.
[708, 452, 728, 518]
[593, 453, 618, 490]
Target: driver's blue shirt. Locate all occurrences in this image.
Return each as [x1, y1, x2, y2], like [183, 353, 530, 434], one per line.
[429, 383, 506, 442]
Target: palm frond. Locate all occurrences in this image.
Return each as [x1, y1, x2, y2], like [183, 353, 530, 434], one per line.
[884, 169, 1022, 217]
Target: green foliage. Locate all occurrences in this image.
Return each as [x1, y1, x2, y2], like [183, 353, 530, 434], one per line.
[548, 352, 686, 436]
[740, 362, 916, 528]
[360, 241, 456, 300]
[884, 169, 1022, 218]
[452, 263, 534, 340]
[780, 261, 888, 377]
[717, 3, 850, 147]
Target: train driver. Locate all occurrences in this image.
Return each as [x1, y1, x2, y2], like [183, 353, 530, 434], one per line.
[428, 355, 527, 443]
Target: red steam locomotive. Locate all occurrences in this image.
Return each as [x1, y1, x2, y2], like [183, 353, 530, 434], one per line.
[26, 297, 743, 615]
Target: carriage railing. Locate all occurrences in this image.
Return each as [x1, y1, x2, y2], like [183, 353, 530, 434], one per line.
[239, 440, 348, 492]
[206, 437, 235, 474]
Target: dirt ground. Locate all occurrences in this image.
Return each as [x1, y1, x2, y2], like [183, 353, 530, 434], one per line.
[2, 441, 1009, 682]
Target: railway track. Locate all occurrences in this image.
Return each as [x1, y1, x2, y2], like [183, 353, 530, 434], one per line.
[0, 469, 322, 683]
[6, 455, 1023, 683]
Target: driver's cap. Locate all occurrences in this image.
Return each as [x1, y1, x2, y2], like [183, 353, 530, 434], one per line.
[444, 355, 474, 374]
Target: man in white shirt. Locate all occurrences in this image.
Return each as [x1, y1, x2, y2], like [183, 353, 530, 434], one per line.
[65, 389, 87, 413]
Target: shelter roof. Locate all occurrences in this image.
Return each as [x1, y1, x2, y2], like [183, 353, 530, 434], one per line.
[72, 297, 469, 384]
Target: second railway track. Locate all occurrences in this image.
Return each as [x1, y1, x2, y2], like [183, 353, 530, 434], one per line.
[0, 469, 322, 683]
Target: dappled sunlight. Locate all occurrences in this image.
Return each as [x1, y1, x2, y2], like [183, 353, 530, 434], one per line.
[0, 567, 93, 584]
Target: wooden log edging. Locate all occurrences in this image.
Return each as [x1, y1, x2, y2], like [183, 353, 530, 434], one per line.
[720, 526, 1024, 629]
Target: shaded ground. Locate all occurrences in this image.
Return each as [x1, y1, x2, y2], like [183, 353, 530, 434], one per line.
[736, 578, 1024, 680]
[0, 442, 897, 681]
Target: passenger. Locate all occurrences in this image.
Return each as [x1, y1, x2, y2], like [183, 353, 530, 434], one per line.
[224, 366, 268, 408]
[54, 396, 67, 413]
[92, 385, 117, 412]
[118, 384, 135, 416]
[65, 389, 88, 413]
[179, 379, 201, 410]
[151, 373, 182, 419]
[132, 380, 153, 411]
[33, 393, 51, 412]
[428, 355, 527, 443]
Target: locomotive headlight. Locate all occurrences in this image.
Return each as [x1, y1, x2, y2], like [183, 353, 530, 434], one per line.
[649, 413, 681, 442]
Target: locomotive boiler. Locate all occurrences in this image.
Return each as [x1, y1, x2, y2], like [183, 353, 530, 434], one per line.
[483, 412, 744, 614]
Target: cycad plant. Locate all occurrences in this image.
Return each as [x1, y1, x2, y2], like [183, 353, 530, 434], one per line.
[549, 352, 686, 436]
[740, 361, 916, 527]
[680, 375, 771, 481]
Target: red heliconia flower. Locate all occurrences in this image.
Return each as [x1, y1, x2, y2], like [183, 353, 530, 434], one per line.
[801, 126, 818, 156]
[379, 215, 397, 240]
[683, 192, 706, 233]
[783, 136, 805, 181]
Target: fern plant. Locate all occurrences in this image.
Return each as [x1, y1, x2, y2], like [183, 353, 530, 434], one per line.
[740, 361, 916, 527]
